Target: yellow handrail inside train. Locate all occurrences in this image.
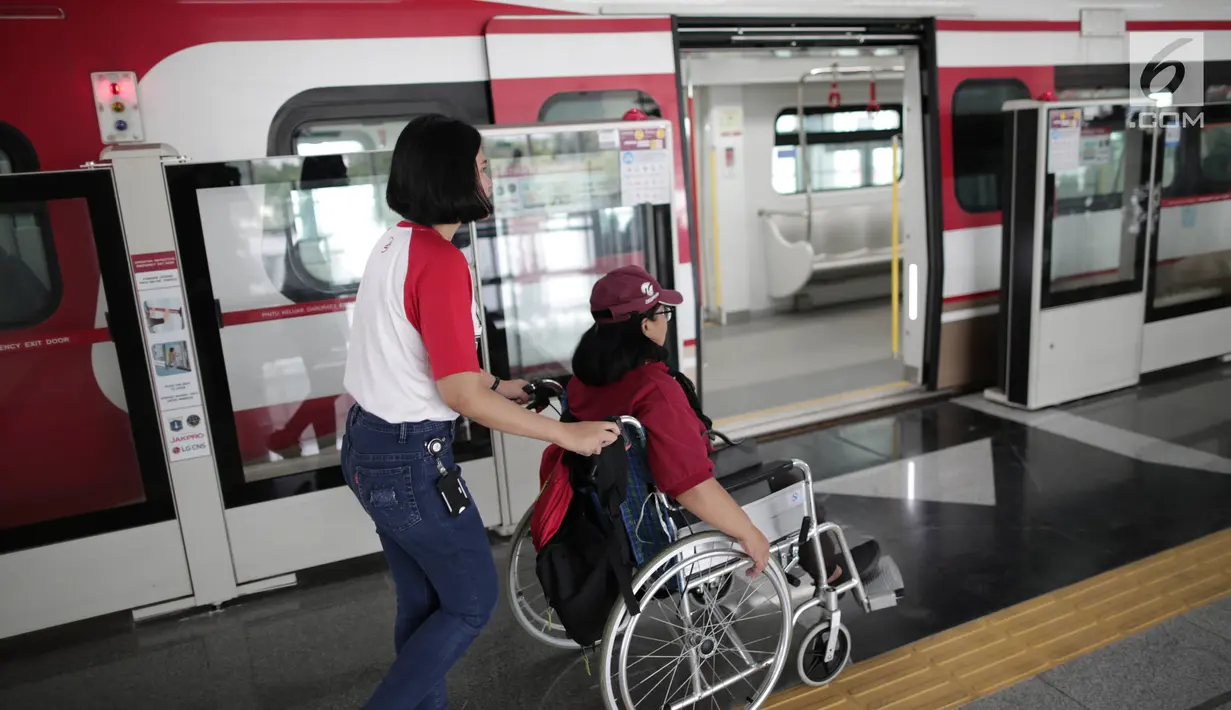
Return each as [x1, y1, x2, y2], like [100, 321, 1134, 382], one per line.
[891, 134, 900, 357]
[709, 147, 723, 313]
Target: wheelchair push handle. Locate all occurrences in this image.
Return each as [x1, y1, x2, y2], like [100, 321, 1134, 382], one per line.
[615, 415, 645, 449]
[523, 378, 565, 412]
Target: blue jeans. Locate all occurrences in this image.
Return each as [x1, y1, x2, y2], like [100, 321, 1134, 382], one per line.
[341, 404, 498, 710]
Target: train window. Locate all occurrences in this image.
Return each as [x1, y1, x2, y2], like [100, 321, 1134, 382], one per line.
[772, 106, 904, 194]
[952, 79, 1031, 213]
[294, 119, 400, 156]
[0, 129, 60, 331]
[267, 82, 493, 157]
[775, 109, 901, 134]
[1162, 145, 1178, 187]
[538, 90, 661, 123]
[1201, 122, 1231, 183]
[284, 151, 398, 292]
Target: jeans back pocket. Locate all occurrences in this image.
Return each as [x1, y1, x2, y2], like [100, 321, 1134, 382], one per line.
[352, 464, 421, 532]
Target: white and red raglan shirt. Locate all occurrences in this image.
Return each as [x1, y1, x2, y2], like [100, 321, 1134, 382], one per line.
[343, 222, 482, 423]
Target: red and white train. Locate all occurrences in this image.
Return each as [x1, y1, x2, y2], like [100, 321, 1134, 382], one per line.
[2, 0, 1230, 638]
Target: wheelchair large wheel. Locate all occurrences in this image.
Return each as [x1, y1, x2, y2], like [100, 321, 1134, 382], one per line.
[506, 506, 578, 649]
[598, 532, 793, 710]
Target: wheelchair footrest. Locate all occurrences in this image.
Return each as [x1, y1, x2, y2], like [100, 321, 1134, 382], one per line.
[863, 555, 905, 611]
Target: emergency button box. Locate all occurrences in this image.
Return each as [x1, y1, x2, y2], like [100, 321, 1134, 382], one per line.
[90, 71, 144, 144]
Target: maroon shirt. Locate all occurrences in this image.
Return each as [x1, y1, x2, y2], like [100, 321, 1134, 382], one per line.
[567, 362, 714, 499]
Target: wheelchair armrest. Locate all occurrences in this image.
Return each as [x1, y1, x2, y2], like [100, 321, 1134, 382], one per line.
[669, 460, 803, 528]
[716, 460, 800, 496]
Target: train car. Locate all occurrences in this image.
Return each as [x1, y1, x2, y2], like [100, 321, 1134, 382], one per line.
[1, 0, 1230, 639]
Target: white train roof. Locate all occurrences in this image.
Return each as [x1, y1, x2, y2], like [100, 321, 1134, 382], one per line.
[482, 0, 1231, 22]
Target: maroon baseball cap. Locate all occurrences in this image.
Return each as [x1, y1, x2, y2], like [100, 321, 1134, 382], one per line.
[590, 265, 683, 323]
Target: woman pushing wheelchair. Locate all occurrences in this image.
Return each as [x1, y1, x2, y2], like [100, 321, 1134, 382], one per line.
[533, 265, 881, 595]
[513, 265, 903, 707]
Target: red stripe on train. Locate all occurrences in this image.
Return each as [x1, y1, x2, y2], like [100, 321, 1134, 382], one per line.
[935, 20, 1082, 32]
[485, 17, 672, 35]
[221, 297, 357, 326]
[1161, 193, 1231, 208]
[944, 289, 1000, 305]
[1127, 21, 1231, 31]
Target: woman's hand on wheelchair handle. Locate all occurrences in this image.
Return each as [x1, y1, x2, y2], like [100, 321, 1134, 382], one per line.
[556, 421, 621, 456]
[497, 378, 533, 405]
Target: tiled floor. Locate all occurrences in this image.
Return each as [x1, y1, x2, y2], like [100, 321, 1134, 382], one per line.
[2, 365, 1230, 709]
[960, 596, 1231, 710]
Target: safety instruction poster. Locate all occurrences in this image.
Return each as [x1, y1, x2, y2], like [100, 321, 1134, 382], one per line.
[490, 152, 621, 216]
[1080, 131, 1113, 166]
[618, 127, 673, 206]
[1048, 109, 1083, 174]
[132, 251, 210, 461]
[717, 107, 744, 138]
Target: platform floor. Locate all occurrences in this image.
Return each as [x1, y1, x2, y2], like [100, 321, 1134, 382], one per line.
[1, 365, 1230, 709]
[961, 595, 1231, 710]
[700, 301, 904, 420]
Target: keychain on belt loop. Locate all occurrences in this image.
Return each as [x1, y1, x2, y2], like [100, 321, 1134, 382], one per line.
[427, 437, 450, 476]
[867, 67, 881, 115]
[828, 62, 842, 108]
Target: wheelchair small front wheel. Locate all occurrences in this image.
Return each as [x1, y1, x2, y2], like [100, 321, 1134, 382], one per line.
[796, 622, 851, 687]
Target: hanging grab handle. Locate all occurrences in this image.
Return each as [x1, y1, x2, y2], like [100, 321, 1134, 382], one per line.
[867, 68, 881, 114]
[827, 63, 842, 108]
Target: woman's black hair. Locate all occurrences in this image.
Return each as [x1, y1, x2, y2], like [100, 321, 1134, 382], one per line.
[571, 311, 669, 387]
[386, 114, 493, 226]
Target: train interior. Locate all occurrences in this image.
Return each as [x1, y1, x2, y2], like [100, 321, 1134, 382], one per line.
[685, 45, 924, 426]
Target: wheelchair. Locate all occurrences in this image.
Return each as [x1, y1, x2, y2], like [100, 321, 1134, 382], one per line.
[507, 380, 905, 709]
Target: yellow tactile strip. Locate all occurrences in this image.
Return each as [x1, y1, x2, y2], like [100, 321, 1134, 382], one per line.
[763, 527, 1231, 710]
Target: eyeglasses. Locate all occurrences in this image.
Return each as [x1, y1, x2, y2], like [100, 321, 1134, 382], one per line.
[645, 305, 675, 322]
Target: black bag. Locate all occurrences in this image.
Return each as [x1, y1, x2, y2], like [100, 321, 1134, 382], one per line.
[534, 431, 639, 647]
[667, 368, 763, 478]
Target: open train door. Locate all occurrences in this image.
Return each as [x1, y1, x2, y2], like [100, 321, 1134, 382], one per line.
[482, 15, 695, 528]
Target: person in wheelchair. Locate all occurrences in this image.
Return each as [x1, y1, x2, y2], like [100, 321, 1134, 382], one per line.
[559, 265, 881, 587]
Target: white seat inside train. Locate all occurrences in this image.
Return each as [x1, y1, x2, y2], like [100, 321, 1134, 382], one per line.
[759, 207, 897, 301]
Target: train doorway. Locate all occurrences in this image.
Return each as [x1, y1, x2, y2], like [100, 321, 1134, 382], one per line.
[677, 18, 943, 435]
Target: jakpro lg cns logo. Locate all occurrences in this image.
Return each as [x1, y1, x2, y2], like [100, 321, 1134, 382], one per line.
[640, 281, 657, 305]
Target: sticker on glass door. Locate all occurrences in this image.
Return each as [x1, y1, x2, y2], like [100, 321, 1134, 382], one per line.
[163, 405, 211, 461]
[133, 250, 208, 460]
